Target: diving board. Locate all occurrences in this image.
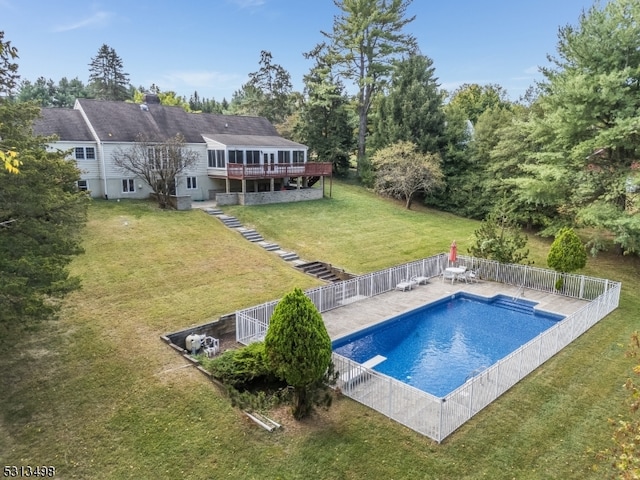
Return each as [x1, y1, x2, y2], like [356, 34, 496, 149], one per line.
[339, 354, 387, 388]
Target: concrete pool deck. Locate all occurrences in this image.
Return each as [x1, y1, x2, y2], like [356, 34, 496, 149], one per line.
[322, 278, 590, 341]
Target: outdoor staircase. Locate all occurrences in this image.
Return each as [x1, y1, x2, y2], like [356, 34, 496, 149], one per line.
[296, 261, 341, 282]
[217, 214, 242, 229]
[278, 251, 299, 261]
[237, 227, 264, 242]
[203, 207, 224, 216]
[308, 176, 320, 187]
[257, 241, 280, 251]
[198, 206, 348, 267]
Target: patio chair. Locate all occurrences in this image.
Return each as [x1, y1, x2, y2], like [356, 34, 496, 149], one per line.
[455, 266, 469, 283]
[396, 279, 414, 291]
[441, 269, 457, 284]
[411, 275, 429, 285]
[465, 269, 479, 283]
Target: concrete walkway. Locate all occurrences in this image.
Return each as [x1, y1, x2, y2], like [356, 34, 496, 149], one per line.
[191, 200, 219, 210]
[322, 278, 589, 340]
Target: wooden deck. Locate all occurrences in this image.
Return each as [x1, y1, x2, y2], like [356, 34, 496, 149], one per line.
[226, 162, 332, 180]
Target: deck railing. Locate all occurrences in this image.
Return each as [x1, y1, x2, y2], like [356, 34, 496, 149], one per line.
[235, 254, 621, 442]
[226, 162, 332, 180]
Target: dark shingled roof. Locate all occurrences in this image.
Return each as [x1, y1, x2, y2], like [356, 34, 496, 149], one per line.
[33, 108, 94, 141]
[75, 98, 281, 143]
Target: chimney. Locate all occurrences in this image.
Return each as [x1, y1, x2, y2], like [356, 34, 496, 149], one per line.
[144, 93, 161, 104]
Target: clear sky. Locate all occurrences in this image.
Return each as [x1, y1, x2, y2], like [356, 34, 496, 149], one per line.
[2, 0, 607, 102]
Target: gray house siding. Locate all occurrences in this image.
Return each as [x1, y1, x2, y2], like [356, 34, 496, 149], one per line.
[33, 97, 309, 202]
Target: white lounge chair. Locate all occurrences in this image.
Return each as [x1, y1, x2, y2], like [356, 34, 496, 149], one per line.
[412, 275, 429, 285]
[396, 279, 414, 291]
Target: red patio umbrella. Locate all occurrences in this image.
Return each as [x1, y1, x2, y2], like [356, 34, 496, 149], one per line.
[449, 241, 457, 265]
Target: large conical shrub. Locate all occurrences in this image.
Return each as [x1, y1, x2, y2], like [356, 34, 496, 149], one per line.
[547, 227, 587, 290]
[264, 287, 332, 419]
[547, 228, 587, 273]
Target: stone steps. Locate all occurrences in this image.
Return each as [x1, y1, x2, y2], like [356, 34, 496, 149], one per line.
[238, 228, 264, 242]
[201, 207, 306, 265]
[278, 251, 299, 261]
[257, 241, 280, 251]
[296, 261, 341, 282]
[217, 215, 242, 229]
[203, 208, 224, 216]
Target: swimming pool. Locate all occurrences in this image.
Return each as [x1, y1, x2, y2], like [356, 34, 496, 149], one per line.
[332, 293, 564, 397]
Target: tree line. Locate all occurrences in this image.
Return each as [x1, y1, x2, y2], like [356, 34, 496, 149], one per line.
[1, 0, 639, 329]
[12, 0, 638, 257]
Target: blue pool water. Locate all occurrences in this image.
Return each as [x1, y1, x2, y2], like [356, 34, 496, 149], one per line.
[332, 293, 564, 397]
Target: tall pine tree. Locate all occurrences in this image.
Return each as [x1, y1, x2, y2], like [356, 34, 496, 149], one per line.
[323, 0, 417, 175]
[515, 0, 640, 254]
[88, 44, 130, 101]
[230, 51, 292, 125]
[370, 54, 445, 155]
[297, 43, 355, 175]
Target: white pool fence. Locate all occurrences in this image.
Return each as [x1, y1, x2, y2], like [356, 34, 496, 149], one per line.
[235, 254, 621, 442]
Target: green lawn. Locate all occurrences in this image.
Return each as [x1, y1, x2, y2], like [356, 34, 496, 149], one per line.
[1, 180, 638, 479]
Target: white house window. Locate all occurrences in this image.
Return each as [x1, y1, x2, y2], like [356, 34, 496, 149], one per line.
[148, 147, 169, 170]
[292, 150, 305, 163]
[246, 150, 260, 164]
[122, 179, 135, 193]
[75, 147, 95, 160]
[207, 150, 225, 168]
[228, 150, 244, 164]
[186, 176, 197, 189]
[278, 151, 291, 164]
[77, 180, 89, 191]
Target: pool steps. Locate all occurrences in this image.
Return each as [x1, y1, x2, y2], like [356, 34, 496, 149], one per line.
[492, 297, 535, 315]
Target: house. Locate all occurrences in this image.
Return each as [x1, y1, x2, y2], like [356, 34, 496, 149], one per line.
[33, 95, 332, 206]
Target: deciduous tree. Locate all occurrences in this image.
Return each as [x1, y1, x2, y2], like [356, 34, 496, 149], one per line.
[112, 133, 199, 209]
[0, 31, 20, 173]
[323, 0, 417, 174]
[0, 149, 19, 174]
[447, 83, 510, 125]
[601, 331, 640, 478]
[0, 31, 19, 95]
[132, 87, 191, 111]
[370, 141, 444, 209]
